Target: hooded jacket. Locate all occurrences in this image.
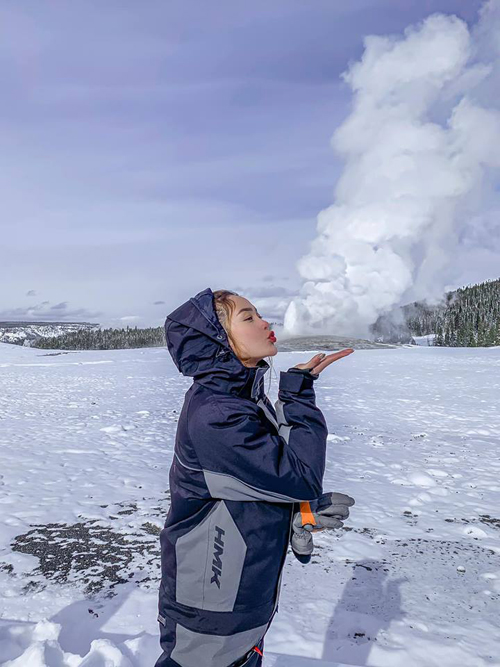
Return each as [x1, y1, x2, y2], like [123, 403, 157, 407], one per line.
[156, 287, 328, 667]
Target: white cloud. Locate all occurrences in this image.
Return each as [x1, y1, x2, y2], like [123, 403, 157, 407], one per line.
[0, 301, 102, 322]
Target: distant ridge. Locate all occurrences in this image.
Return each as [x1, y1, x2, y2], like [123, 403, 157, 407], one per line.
[0, 321, 100, 346]
[0, 321, 98, 327]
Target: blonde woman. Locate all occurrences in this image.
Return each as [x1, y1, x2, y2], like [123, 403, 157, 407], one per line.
[155, 287, 354, 667]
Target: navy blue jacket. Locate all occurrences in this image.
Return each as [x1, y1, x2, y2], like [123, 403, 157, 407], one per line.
[156, 287, 328, 667]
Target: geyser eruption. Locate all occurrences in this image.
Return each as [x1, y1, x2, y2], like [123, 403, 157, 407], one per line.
[284, 2, 500, 339]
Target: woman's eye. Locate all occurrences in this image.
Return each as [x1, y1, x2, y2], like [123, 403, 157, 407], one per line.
[245, 317, 253, 321]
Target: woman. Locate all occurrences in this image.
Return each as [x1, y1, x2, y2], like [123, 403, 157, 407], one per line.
[155, 286, 355, 667]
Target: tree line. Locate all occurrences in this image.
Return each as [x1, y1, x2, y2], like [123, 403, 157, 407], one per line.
[33, 325, 166, 350]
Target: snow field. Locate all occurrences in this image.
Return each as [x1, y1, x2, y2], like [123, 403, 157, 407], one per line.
[0, 343, 499, 665]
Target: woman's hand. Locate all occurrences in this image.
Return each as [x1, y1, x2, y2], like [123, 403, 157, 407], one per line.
[293, 348, 354, 375]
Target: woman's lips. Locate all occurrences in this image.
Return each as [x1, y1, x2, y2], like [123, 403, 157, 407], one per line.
[268, 331, 277, 342]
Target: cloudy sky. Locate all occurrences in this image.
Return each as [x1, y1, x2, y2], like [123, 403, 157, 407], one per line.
[0, 0, 495, 328]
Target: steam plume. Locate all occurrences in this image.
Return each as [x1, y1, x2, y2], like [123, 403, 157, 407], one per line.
[284, 2, 500, 338]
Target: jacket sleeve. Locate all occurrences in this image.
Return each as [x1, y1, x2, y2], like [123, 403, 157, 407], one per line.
[187, 368, 328, 503]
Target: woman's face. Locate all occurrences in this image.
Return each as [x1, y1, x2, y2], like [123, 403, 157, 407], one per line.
[227, 295, 277, 367]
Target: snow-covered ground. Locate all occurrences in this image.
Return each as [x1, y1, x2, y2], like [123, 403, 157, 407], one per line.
[0, 342, 499, 666]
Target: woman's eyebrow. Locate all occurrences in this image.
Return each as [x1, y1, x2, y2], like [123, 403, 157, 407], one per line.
[237, 307, 261, 316]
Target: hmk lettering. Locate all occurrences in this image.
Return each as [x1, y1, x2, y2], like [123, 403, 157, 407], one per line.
[211, 526, 225, 588]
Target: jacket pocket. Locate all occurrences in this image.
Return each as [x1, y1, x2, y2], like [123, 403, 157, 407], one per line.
[171, 621, 266, 667]
[175, 500, 247, 611]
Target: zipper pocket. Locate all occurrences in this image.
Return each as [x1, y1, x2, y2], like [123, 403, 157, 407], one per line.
[231, 639, 264, 667]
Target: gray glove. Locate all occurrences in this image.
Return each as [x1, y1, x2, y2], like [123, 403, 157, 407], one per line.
[291, 492, 355, 558]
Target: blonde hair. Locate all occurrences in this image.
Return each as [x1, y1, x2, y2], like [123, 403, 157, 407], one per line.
[212, 289, 251, 365]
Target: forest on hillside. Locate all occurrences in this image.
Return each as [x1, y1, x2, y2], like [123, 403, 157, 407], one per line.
[405, 277, 500, 347]
[368, 277, 499, 347]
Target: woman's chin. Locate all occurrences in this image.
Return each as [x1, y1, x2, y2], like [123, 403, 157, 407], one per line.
[267, 342, 278, 355]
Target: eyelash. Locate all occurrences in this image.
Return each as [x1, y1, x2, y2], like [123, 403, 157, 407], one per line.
[245, 314, 261, 321]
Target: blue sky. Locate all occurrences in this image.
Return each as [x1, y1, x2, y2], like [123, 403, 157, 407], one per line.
[0, 0, 492, 327]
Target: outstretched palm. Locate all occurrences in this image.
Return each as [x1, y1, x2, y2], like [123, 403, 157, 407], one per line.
[294, 348, 354, 375]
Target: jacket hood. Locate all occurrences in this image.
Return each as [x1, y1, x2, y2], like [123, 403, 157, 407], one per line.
[164, 287, 270, 401]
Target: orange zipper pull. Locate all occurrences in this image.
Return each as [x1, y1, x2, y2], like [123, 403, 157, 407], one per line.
[299, 501, 316, 528]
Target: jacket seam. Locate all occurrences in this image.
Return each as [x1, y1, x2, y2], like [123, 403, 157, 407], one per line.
[161, 586, 278, 613]
[174, 451, 202, 472]
[174, 451, 311, 503]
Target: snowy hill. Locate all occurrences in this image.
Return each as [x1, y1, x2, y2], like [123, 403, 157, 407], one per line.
[0, 321, 99, 346]
[0, 343, 499, 666]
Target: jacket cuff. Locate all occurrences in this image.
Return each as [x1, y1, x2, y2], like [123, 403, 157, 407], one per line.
[279, 367, 319, 393]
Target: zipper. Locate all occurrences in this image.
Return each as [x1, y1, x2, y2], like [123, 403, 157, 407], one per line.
[266, 504, 294, 629]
